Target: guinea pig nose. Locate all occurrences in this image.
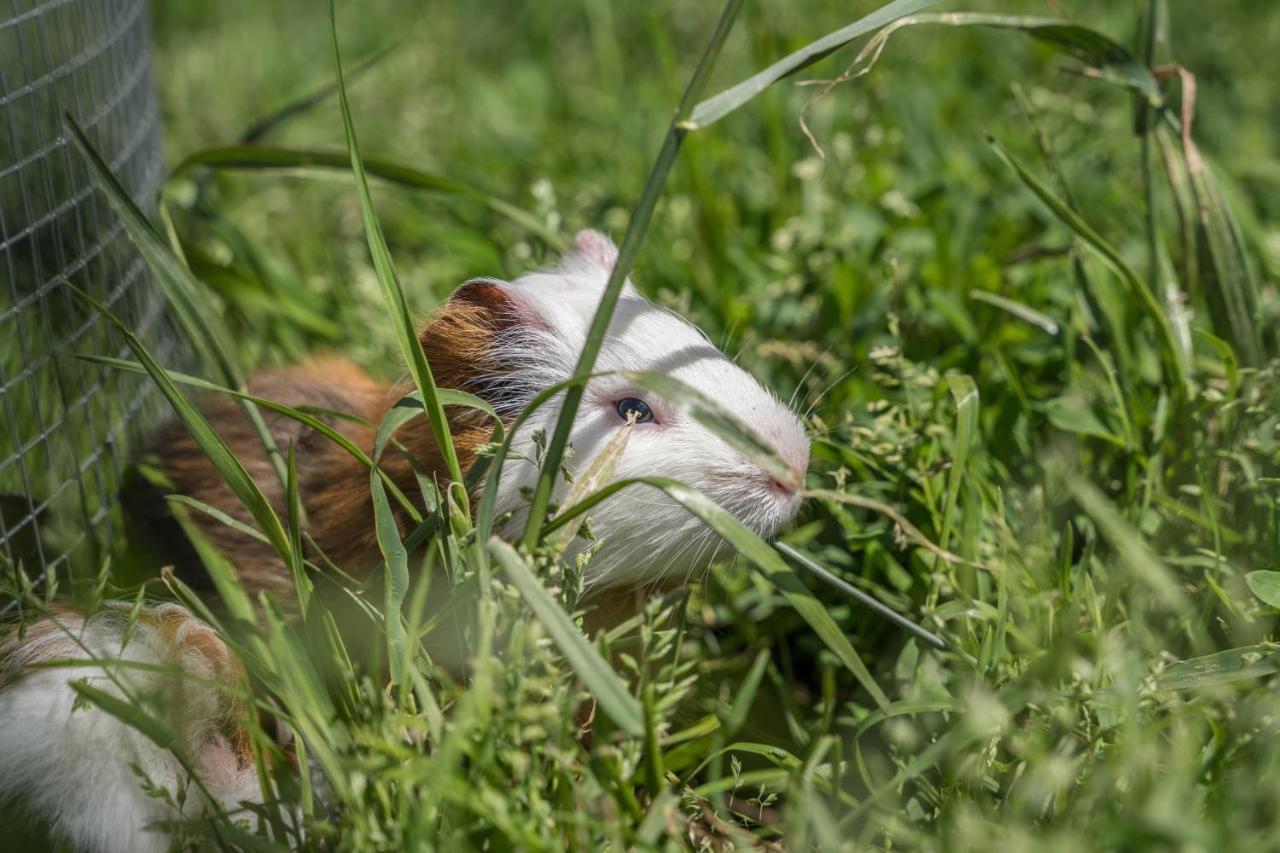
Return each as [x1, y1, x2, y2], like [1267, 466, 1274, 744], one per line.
[767, 474, 799, 496]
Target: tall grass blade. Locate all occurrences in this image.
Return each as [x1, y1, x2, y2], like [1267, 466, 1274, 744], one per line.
[776, 542, 949, 652]
[988, 139, 1190, 399]
[487, 537, 646, 736]
[938, 373, 978, 556]
[65, 114, 291, 491]
[173, 146, 563, 250]
[82, 354, 425, 519]
[69, 288, 294, 570]
[371, 473, 410, 688]
[518, 0, 746, 549]
[329, 0, 466, 493]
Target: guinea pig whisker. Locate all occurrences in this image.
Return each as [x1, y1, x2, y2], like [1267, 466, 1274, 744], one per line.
[789, 345, 836, 410]
[803, 365, 859, 421]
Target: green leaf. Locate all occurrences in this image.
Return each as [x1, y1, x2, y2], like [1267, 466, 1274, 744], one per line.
[1245, 571, 1280, 609]
[1043, 396, 1125, 446]
[1156, 644, 1280, 690]
[487, 538, 646, 736]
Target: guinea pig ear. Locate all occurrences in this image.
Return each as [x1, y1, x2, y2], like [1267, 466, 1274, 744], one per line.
[418, 278, 542, 389]
[566, 228, 619, 273]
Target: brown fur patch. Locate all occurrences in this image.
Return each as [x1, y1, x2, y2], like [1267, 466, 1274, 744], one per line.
[154, 285, 519, 602]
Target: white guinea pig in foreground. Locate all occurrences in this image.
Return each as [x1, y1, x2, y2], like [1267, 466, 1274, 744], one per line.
[0, 230, 810, 851]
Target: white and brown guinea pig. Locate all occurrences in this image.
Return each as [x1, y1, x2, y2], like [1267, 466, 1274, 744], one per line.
[158, 227, 810, 602]
[0, 230, 809, 852]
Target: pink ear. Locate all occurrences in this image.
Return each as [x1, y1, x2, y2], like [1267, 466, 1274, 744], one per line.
[571, 229, 619, 272]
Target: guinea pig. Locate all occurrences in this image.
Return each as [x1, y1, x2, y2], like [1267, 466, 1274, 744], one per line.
[0, 230, 810, 852]
[157, 228, 810, 604]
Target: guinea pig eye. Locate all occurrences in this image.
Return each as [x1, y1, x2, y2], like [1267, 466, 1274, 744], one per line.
[615, 397, 653, 424]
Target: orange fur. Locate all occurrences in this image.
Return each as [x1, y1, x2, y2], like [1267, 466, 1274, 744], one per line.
[156, 289, 510, 600]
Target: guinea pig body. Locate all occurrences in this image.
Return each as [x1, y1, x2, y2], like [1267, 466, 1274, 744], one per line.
[158, 229, 809, 602]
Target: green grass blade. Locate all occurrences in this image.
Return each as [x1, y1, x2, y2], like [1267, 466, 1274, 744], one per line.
[1061, 471, 1190, 614]
[81, 354, 423, 521]
[776, 542, 949, 652]
[624, 371, 798, 489]
[1155, 645, 1280, 691]
[68, 287, 294, 570]
[555, 477, 890, 708]
[487, 537, 646, 736]
[284, 444, 312, 614]
[1184, 139, 1264, 365]
[988, 138, 1190, 400]
[371, 472, 410, 688]
[938, 373, 978, 556]
[65, 113, 291, 492]
[172, 145, 564, 250]
[688, 0, 942, 129]
[547, 420, 632, 555]
[63, 114, 242, 386]
[68, 680, 178, 752]
[517, 0, 746, 550]
[329, 0, 465, 494]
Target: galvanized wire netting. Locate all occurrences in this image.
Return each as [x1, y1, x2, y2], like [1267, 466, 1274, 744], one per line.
[0, 0, 184, 582]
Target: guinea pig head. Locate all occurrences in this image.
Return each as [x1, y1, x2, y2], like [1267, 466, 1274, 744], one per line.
[419, 229, 810, 592]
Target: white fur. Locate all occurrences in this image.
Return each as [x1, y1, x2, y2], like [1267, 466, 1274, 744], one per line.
[485, 230, 810, 590]
[0, 605, 264, 852]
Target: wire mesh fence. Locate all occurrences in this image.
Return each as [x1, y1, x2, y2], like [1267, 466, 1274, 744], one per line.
[0, 0, 185, 589]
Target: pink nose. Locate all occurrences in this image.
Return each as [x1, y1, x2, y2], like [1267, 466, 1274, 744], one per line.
[756, 429, 808, 495]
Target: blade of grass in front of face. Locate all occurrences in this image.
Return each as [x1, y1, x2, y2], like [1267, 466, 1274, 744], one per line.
[173, 145, 565, 251]
[546, 476, 890, 708]
[623, 371, 798, 489]
[487, 537, 646, 736]
[329, 0, 465, 497]
[547, 420, 632, 555]
[518, 0, 746, 550]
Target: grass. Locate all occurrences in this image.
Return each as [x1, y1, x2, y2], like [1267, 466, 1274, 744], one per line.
[6, 0, 1280, 848]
